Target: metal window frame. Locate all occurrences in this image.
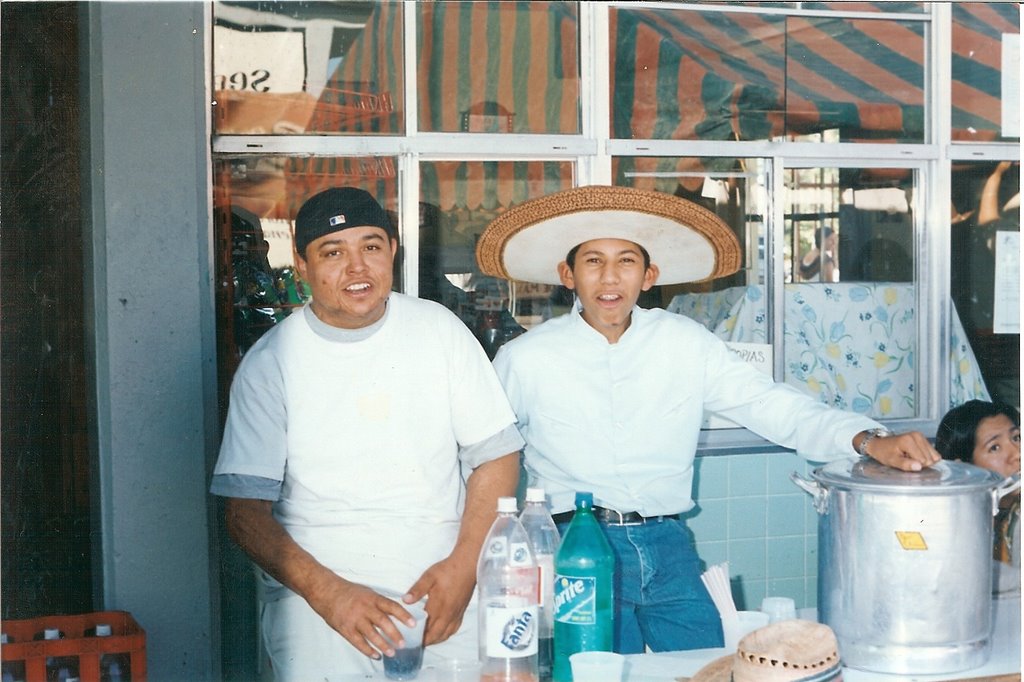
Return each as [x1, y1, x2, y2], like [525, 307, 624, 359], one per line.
[209, 0, 1019, 452]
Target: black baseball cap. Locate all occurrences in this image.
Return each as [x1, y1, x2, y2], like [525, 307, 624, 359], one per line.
[294, 187, 396, 257]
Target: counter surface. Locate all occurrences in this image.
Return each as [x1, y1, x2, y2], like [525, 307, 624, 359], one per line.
[329, 596, 1020, 681]
[625, 596, 1020, 682]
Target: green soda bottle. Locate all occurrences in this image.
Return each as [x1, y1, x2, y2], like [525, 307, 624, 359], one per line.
[552, 491, 615, 682]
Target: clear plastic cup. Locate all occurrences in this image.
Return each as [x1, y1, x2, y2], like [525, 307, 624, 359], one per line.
[431, 658, 482, 682]
[382, 600, 428, 681]
[569, 651, 625, 682]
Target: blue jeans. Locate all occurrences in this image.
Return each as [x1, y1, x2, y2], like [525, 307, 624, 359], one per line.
[556, 517, 723, 654]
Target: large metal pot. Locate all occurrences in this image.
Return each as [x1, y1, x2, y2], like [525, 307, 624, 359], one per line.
[792, 458, 1020, 674]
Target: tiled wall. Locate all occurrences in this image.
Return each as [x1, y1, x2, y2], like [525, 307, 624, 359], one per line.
[685, 451, 824, 611]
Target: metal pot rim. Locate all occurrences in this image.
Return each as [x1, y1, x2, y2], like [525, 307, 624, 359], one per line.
[811, 457, 1004, 494]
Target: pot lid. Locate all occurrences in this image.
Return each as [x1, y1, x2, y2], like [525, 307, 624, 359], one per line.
[811, 457, 1004, 493]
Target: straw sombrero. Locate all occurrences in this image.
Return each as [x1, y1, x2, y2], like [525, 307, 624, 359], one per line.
[687, 621, 842, 682]
[475, 185, 742, 286]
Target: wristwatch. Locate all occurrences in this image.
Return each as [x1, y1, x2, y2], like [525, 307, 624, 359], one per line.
[858, 427, 894, 457]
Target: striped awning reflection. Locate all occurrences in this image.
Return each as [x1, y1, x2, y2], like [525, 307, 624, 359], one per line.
[614, 2, 1016, 144]
[282, 2, 1017, 214]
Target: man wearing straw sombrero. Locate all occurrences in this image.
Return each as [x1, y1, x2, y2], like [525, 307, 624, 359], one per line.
[476, 185, 941, 653]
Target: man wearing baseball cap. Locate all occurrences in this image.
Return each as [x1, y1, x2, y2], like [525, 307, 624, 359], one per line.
[211, 187, 523, 679]
[476, 185, 941, 654]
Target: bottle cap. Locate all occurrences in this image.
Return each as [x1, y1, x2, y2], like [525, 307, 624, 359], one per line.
[497, 496, 518, 513]
[575, 491, 594, 507]
[95, 624, 112, 636]
[525, 487, 546, 503]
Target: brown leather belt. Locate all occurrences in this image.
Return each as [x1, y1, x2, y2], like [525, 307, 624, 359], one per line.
[551, 506, 680, 527]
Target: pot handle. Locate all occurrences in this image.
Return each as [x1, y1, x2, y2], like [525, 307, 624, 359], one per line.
[790, 472, 829, 515]
[993, 473, 1022, 516]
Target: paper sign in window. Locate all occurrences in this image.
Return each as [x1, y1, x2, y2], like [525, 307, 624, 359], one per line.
[1002, 34, 1020, 139]
[993, 231, 1020, 335]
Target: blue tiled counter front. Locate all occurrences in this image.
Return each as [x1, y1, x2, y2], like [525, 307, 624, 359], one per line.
[686, 451, 820, 611]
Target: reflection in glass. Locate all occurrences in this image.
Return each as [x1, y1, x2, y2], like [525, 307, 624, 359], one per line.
[951, 3, 1020, 143]
[950, 161, 1020, 406]
[784, 167, 918, 418]
[786, 17, 924, 143]
[611, 8, 924, 143]
[696, 2, 925, 12]
[613, 157, 766, 313]
[213, 156, 400, 372]
[416, 2, 579, 134]
[213, 1, 403, 135]
[785, 168, 913, 284]
[418, 161, 575, 358]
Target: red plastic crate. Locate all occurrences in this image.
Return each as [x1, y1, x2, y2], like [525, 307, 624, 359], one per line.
[1, 610, 146, 682]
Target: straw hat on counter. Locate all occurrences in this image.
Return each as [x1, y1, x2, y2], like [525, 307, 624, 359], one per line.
[475, 185, 741, 286]
[684, 620, 842, 682]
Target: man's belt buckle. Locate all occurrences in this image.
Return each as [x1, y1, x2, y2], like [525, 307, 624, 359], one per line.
[596, 506, 644, 526]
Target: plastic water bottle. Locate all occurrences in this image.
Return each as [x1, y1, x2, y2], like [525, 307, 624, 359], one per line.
[477, 496, 540, 682]
[552, 492, 615, 682]
[519, 488, 560, 682]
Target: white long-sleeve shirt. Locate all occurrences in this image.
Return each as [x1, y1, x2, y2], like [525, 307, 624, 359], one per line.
[493, 303, 881, 516]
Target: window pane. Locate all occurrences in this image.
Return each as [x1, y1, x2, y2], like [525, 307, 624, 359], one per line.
[418, 161, 575, 358]
[951, 3, 1020, 143]
[784, 166, 919, 418]
[950, 161, 1020, 406]
[613, 156, 767, 313]
[611, 8, 785, 142]
[213, 2, 403, 135]
[696, 2, 925, 13]
[213, 155, 400, 368]
[611, 9, 924, 142]
[416, 2, 580, 134]
[786, 17, 924, 143]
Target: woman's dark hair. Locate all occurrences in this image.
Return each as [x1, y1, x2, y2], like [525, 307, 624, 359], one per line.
[935, 400, 1021, 463]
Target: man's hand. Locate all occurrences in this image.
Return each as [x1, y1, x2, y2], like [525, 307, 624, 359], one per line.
[225, 498, 418, 660]
[405, 554, 476, 645]
[858, 430, 941, 471]
[308, 576, 419, 660]
[401, 451, 519, 646]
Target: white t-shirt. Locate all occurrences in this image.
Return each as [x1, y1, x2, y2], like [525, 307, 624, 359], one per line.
[214, 293, 521, 596]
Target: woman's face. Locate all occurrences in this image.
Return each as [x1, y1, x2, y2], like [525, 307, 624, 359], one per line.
[972, 414, 1021, 478]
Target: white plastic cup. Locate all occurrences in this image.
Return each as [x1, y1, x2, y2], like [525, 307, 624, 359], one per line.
[760, 596, 797, 623]
[721, 610, 770, 651]
[382, 600, 428, 681]
[569, 651, 625, 682]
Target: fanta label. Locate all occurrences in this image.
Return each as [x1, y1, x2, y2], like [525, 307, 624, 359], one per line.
[485, 604, 538, 657]
[553, 574, 596, 624]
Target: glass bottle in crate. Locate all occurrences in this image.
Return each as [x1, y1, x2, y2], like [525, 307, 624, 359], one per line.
[91, 624, 130, 682]
[33, 628, 78, 682]
[477, 496, 539, 682]
[1, 633, 26, 682]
